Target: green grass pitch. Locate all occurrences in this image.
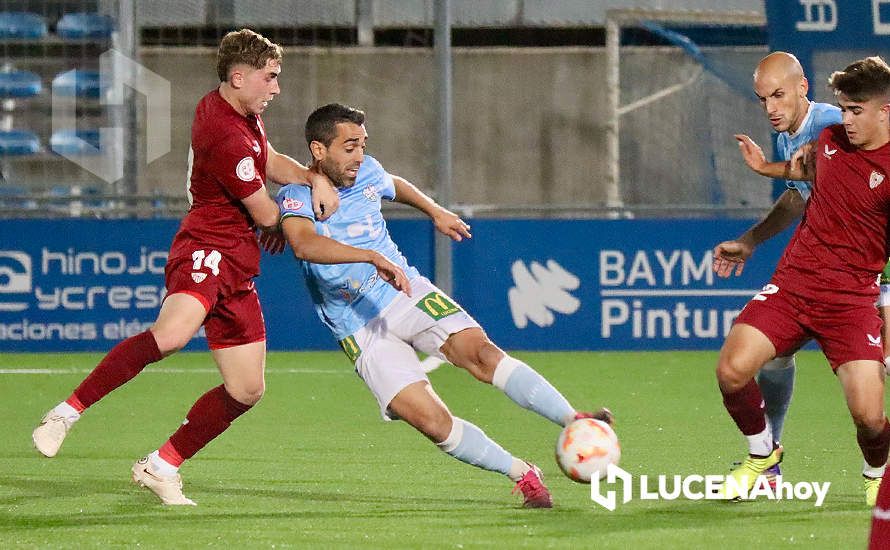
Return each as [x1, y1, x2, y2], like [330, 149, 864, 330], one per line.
[0, 351, 880, 548]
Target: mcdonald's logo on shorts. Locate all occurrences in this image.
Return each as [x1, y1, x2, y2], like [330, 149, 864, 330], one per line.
[415, 292, 462, 320]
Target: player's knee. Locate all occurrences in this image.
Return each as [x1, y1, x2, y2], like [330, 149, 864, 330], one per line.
[715, 357, 750, 393]
[442, 332, 501, 384]
[149, 328, 190, 356]
[466, 343, 500, 383]
[227, 380, 265, 406]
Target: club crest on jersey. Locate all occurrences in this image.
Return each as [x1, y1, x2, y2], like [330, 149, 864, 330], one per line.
[236, 157, 256, 182]
[282, 197, 304, 211]
[363, 184, 379, 202]
[869, 171, 885, 190]
[823, 144, 837, 159]
[191, 272, 207, 283]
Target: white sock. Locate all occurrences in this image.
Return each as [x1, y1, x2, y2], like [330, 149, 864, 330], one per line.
[51, 401, 81, 422]
[745, 424, 774, 457]
[148, 450, 179, 476]
[864, 461, 886, 479]
[491, 356, 574, 426]
[435, 417, 515, 479]
[507, 459, 532, 482]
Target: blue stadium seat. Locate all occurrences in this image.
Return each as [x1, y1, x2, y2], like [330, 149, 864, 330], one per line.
[48, 184, 107, 214]
[79, 186, 105, 208]
[50, 129, 100, 155]
[0, 130, 40, 155]
[0, 12, 47, 40]
[0, 70, 41, 98]
[52, 69, 101, 98]
[56, 13, 114, 40]
[0, 185, 36, 209]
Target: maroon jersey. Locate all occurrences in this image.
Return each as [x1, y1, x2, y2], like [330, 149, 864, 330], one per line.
[169, 89, 268, 280]
[773, 124, 890, 305]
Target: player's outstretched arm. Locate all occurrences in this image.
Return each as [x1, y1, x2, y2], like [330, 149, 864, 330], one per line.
[265, 142, 339, 220]
[735, 134, 781, 178]
[280, 216, 411, 295]
[734, 134, 809, 181]
[712, 189, 805, 278]
[391, 175, 471, 242]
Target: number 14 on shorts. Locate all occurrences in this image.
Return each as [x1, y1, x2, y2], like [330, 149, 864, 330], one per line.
[192, 249, 222, 276]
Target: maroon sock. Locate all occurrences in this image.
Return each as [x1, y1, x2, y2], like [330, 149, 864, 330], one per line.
[870, 469, 890, 549]
[163, 384, 252, 462]
[859, 418, 890, 469]
[721, 379, 766, 436]
[70, 330, 162, 410]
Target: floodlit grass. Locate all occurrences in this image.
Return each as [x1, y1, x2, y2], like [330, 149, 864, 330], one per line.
[0, 351, 877, 548]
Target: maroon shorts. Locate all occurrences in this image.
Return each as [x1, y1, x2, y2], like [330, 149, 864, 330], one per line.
[164, 254, 265, 350]
[734, 283, 883, 370]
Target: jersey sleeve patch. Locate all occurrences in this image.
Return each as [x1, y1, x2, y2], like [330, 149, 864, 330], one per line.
[236, 157, 256, 182]
[207, 132, 263, 200]
[278, 185, 315, 221]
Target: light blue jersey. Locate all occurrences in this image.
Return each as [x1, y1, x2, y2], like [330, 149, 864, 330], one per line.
[277, 155, 420, 339]
[776, 101, 841, 201]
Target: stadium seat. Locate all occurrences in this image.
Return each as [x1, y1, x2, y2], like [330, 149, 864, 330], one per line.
[56, 13, 115, 40]
[52, 69, 101, 98]
[0, 130, 40, 155]
[47, 184, 107, 215]
[0, 12, 47, 40]
[0, 70, 41, 98]
[50, 129, 100, 155]
[0, 184, 36, 209]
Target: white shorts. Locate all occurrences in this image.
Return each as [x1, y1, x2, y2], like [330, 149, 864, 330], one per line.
[880, 284, 890, 308]
[342, 276, 480, 420]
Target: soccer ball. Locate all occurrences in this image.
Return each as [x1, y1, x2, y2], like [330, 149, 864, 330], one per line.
[555, 418, 621, 483]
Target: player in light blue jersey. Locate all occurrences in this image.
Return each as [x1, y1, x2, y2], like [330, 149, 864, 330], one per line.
[274, 103, 612, 508]
[712, 52, 842, 488]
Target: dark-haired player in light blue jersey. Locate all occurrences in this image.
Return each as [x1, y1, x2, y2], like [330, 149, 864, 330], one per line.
[711, 52, 841, 488]
[273, 103, 612, 508]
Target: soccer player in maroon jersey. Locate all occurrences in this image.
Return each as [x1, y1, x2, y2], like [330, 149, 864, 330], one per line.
[31, 29, 339, 506]
[715, 56, 890, 506]
[871, 474, 890, 548]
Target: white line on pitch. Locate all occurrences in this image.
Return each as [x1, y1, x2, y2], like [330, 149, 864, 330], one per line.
[0, 368, 349, 375]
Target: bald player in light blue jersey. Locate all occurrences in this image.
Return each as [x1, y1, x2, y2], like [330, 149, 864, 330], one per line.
[712, 52, 841, 486]
[274, 103, 612, 508]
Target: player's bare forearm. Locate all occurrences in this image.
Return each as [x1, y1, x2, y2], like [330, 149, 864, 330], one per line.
[241, 185, 281, 230]
[281, 216, 411, 293]
[265, 144, 313, 186]
[392, 175, 441, 217]
[392, 176, 472, 241]
[754, 161, 796, 179]
[282, 217, 375, 265]
[739, 189, 804, 247]
[267, 145, 338, 220]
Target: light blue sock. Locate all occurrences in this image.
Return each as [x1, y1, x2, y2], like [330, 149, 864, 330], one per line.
[437, 417, 516, 478]
[492, 356, 575, 427]
[757, 355, 795, 443]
